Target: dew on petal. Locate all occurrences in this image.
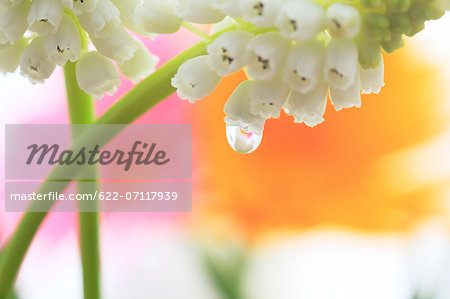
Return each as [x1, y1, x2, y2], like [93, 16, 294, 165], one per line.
[226, 124, 263, 154]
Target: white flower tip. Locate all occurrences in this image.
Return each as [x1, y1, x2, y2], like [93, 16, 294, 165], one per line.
[324, 39, 358, 90]
[326, 3, 361, 39]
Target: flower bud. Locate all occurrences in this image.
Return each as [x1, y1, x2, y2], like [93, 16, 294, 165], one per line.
[360, 0, 383, 9]
[135, 0, 183, 34]
[284, 79, 328, 127]
[0, 37, 27, 73]
[43, 14, 81, 66]
[326, 3, 361, 39]
[171, 55, 222, 103]
[211, 0, 242, 17]
[388, 13, 411, 35]
[284, 39, 325, 93]
[385, 0, 411, 13]
[381, 34, 404, 54]
[240, 0, 288, 28]
[355, 36, 382, 69]
[276, 0, 325, 42]
[118, 40, 159, 83]
[224, 80, 267, 136]
[407, 3, 433, 37]
[174, 0, 225, 24]
[207, 30, 253, 76]
[361, 12, 390, 41]
[250, 73, 290, 119]
[246, 31, 291, 81]
[72, 0, 99, 15]
[360, 55, 384, 95]
[324, 38, 358, 90]
[329, 68, 361, 111]
[0, 1, 29, 44]
[90, 20, 138, 64]
[27, 0, 63, 35]
[19, 36, 56, 84]
[76, 51, 121, 99]
[77, 0, 120, 37]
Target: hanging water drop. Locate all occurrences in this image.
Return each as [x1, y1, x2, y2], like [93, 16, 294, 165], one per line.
[226, 125, 263, 154]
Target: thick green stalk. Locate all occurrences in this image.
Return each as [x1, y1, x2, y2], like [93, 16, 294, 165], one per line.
[64, 61, 100, 299]
[0, 40, 208, 298]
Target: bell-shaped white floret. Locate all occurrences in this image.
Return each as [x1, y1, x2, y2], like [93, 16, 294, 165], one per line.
[43, 14, 81, 66]
[19, 36, 56, 84]
[240, 0, 287, 28]
[211, 0, 242, 17]
[0, 0, 25, 7]
[211, 16, 240, 34]
[77, 0, 120, 37]
[171, 55, 222, 103]
[324, 38, 358, 90]
[207, 30, 253, 76]
[326, 3, 361, 39]
[72, 0, 99, 15]
[76, 51, 121, 99]
[250, 73, 291, 118]
[284, 79, 328, 127]
[27, 0, 63, 35]
[247, 31, 291, 81]
[329, 68, 361, 110]
[275, 0, 325, 42]
[174, 0, 225, 24]
[360, 55, 385, 94]
[284, 39, 325, 93]
[90, 20, 138, 64]
[0, 37, 27, 73]
[135, 0, 183, 34]
[0, 1, 30, 44]
[118, 39, 159, 83]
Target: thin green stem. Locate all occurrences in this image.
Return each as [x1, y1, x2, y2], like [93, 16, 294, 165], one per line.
[182, 22, 212, 43]
[64, 61, 100, 299]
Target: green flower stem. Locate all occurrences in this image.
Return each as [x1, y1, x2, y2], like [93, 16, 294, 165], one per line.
[0, 39, 209, 298]
[64, 61, 100, 299]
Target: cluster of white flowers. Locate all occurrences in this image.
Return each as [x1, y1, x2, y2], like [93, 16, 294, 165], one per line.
[172, 0, 448, 153]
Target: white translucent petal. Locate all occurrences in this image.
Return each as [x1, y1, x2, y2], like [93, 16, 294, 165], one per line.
[329, 68, 361, 111]
[207, 30, 253, 76]
[326, 3, 361, 39]
[118, 40, 159, 83]
[275, 0, 325, 42]
[90, 20, 138, 64]
[72, 0, 99, 15]
[43, 14, 81, 66]
[324, 38, 358, 90]
[0, 0, 24, 7]
[240, 0, 288, 28]
[250, 73, 291, 119]
[284, 79, 328, 127]
[0, 37, 27, 73]
[174, 0, 225, 24]
[360, 55, 385, 94]
[171, 55, 222, 103]
[247, 31, 291, 81]
[0, 1, 30, 44]
[284, 39, 325, 93]
[210, 16, 239, 34]
[135, 0, 182, 34]
[77, 0, 120, 37]
[211, 0, 242, 17]
[110, 0, 147, 34]
[76, 51, 121, 99]
[19, 36, 56, 84]
[27, 0, 63, 35]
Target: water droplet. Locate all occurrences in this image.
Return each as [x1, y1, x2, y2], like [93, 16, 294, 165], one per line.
[226, 125, 263, 154]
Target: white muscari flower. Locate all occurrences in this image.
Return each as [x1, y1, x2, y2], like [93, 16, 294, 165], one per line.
[360, 55, 385, 94]
[134, 0, 183, 34]
[0, 0, 24, 7]
[250, 74, 291, 119]
[275, 0, 325, 42]
[174, 0, 225, 24]
[77, 0, 120, 37]
[43, 14, 81, 66]
[224, 80, 267, 154]
[171, 55, 221, 103]
[246, 31, 291, 81]
[110, 0, 147, 35]
[240, 0, 287, 28]
[211, 16, 239, 34]
[326, 3, 361, 39]
[27, 0, 63, 36]
[324, 38, 358, 90]
[19, 36, 56, 84]
[284, 39, 325, 93]
[207, 30, 253, 76]
[75, 51, 121, 99]
[90, 20, 138, 64]
[284, 79, 328, 127]
[211, 0, 242, 17]
[0, 1, 30, 44]
[72, 0, 99, 15]
[0, 37, 27, 73]
[118, 39, 159, 83]
[329, 68, 361, 110]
